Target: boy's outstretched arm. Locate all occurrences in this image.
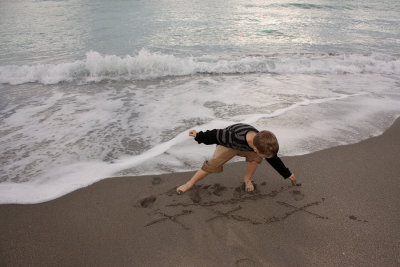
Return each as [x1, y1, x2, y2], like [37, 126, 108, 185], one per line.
[265, 155, 297, 185]
[193, 129, 219, 145]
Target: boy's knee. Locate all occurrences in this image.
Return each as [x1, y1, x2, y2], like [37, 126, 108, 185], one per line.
[246, 156, 262, 164]
[242, 152, 262, 164]
[201, 160, 223, 173]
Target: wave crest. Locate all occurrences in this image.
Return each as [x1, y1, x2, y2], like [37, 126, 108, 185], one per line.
[1, 50, 399, 85]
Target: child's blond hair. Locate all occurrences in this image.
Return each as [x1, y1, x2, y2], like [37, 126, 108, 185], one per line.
[253, 130, 279, 157]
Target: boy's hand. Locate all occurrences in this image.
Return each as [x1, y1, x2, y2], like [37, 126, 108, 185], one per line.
[289, 174, 297, 186]
[189, 130, 197, 137]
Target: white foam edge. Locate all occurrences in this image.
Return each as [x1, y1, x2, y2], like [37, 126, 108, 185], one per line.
[0, 92, 365, 204]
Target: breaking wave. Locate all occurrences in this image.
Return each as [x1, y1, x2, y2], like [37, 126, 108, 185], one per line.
[0, 50, 399, 85]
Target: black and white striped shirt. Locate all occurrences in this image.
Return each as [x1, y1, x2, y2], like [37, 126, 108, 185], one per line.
[194, 123, 259, 151]
[214, 123, 257, 151]
[194, 123, 292, 179]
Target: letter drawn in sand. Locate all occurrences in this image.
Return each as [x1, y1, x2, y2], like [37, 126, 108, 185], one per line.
[142, 183, 328, 229]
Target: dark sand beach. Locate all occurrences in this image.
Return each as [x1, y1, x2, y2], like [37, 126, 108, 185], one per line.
[1, 118, 400, 266]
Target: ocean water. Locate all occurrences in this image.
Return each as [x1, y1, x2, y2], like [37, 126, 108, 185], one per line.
[0, 0, 399, 203]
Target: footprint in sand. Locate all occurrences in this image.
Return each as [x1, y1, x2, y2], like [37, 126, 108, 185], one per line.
[140, 196, 157, 208]
[187, 184, 227, 203]
[190, 186, 201, 203]
[151, 176, 162, 185]
[211, 183, 227, 196]
[291, 190, 305, 201]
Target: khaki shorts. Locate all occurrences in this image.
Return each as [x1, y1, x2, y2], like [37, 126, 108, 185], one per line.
[201, 145, 262, 173]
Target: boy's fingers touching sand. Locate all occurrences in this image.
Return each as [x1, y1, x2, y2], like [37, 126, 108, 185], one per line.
[289, 174, 297, 185]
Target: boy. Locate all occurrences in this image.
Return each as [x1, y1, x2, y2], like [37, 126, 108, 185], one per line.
[176, 123, 297, 194]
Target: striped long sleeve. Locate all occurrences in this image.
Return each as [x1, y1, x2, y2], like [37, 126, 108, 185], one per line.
[195, 123, 257, 151]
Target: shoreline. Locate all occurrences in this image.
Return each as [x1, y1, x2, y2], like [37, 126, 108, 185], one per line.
[0, 114, 398, 206]
[1, 117, 400, 266]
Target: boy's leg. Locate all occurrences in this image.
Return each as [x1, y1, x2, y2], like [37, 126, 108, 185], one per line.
[176, 169, 208, 194]
[176, 146, 237, 194]
[201, 145, 237, 173]
[244, 161, 258, 192]
[237, 151, 262, 192]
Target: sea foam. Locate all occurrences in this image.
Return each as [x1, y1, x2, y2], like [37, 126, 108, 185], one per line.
[0, 50, 399, 85]
[0, 93, 374, 204]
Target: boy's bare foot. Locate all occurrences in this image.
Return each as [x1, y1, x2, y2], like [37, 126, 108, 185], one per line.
[245, 180, 254, 192]
[176, 183, 193, 195]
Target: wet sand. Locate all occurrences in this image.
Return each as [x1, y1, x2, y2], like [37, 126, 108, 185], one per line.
[1, 118, 400, 266]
